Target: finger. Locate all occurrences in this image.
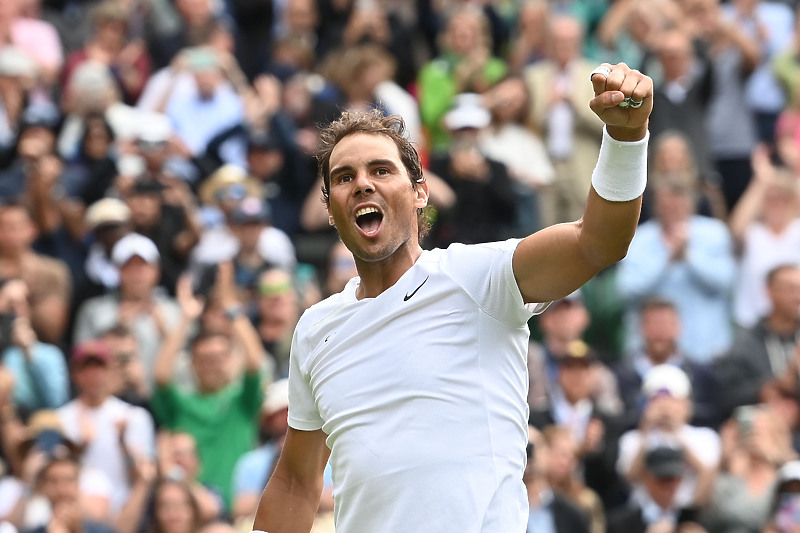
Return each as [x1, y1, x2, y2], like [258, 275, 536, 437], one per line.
[590, 63, 612, 96]
[629, 73, 653, 104]
[589, 91, 625, 114]
[617, 72, 640, 101]
[604, 64, 628, 93]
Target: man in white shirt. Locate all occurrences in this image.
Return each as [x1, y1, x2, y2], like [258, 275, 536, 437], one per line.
[254, 62, 653, 533]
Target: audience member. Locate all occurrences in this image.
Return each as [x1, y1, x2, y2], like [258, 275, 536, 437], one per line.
[56, 339, 156, 515]
[617, 365, 720, 510]
[615, 297, 720, 430]
[718, 264, 800, 418]
[617, 175, 736, 363]
[523, 13, 604, 227]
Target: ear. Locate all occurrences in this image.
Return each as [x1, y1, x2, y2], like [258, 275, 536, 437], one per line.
[414, 180, 429, 209]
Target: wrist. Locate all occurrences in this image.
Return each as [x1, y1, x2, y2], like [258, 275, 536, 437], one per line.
[606, 122, 649, 143]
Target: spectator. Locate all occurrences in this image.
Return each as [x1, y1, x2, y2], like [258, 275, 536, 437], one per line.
[614, 297, 720, 430]
[617, 175, 736, 363]
[428, 93, 517, 246]
[253, 267, 301, 378]
[508, 0, 550, 73]
[0, 47, 38, 166]
[527, 292, 622, 416]
[543, 425, 606, 533]
[529, 342, 627, 510]
[418, 5, 507, 152]
[56, 339, 156, 515]
[151, 268, 264, 510]
[701, 405, 796, 533]
[61, 1, 151, 106]
[157, 431, 223, 521]
[73, 232, 182, 385]
[764, 460, 800, 533]
[124, 178, 201, 293]
[608, 446, 703, 533]
[102, 323, 150, 409]
[80, 198, 132, 298]
[322, 239, 357, 298]
[24, 455, 116, 533]
[480, 76, 555, 234]
[617, 365, 720, 510]
[648, 27, 715, 182]
[719, 264, 800, 418]
[0, 200, 72, 344]
[0, 278, 69, 419]
[60, 113, 119, 210]
[729, 147, 800, 329]
[523, 14, 604, 227]
[163, 47, 244, 160]
[0, 0, 63, 83]
[149, 479, 204, 533]
[524, 425, 590, 533]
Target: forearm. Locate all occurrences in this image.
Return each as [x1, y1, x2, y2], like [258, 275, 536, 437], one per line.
[153, 316, 192, 384]
[230, 314, 265, 372]
[253, 474, 322, 533]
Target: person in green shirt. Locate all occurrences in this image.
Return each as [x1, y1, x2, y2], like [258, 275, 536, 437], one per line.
[152, 264, 265, 510]
[418, 5, 508, 152]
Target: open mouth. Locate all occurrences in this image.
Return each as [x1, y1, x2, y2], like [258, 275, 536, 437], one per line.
[355, 206, 383, 236]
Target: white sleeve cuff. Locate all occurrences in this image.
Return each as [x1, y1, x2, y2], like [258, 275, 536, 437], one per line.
[591, 126, 649, 202]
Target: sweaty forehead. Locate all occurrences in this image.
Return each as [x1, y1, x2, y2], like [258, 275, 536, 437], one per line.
[330, 133, 403, 170]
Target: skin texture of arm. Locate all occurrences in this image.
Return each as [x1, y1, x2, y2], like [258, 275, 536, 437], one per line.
[252, 428, 331, 533]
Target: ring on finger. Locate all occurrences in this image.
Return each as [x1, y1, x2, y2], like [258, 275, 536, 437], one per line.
[590, 65, 611, 80]
[629, 99, 643, 109]
[618, 97, 631, 109]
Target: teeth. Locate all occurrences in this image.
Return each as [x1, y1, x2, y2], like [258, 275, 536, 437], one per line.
[355, 207, 380, 217]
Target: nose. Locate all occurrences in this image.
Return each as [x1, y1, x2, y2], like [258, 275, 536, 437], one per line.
[352, 169, 374, 196]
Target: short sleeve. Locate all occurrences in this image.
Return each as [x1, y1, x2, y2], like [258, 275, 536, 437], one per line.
[441, 240, 544, 327]
[287, 326, 324, 431]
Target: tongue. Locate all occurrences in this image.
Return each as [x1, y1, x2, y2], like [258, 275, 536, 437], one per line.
[359, 214, 381, 235]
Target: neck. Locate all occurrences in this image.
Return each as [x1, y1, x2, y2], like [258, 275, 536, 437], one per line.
[80, 394, 106, 409]
[354, 244, 423, 300]
[767, 313, 799, 336]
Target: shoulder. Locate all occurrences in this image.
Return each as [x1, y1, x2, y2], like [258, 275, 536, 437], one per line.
[691, 216, 732, 238]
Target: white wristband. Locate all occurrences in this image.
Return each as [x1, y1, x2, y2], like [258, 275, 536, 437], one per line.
[252, 531, 270, 533]
[591, 126, 649, 202]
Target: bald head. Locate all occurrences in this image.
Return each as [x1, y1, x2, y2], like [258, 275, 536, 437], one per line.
[548, 15, 583, 68]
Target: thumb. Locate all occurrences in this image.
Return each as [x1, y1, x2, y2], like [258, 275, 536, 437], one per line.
[589, 90, 625, 112]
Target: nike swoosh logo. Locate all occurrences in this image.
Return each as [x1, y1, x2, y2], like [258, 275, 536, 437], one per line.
[404, 276, 429, 301]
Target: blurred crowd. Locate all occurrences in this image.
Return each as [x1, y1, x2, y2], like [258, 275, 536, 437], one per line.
[1, 0, 800, 532]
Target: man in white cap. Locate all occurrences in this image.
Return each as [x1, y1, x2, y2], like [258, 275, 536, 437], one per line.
[73, 233, 181, 385]
[616, 364, 720, 510]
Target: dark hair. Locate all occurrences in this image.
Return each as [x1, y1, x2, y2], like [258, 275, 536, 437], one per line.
[103, 322, 133, 338]
[37, 454, 80, 486]
[316, 109, 430, 238]
[151, 479, 203, 533]
[189, 328, 230, 354]
[639, 295, 678, 315]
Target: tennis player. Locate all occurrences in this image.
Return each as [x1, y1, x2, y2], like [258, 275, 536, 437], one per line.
[252, 62, 652, 533]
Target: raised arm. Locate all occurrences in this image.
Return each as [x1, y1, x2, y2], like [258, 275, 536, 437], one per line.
[253, 427, 331, 533]
[514, 63, 652, 303]
[153, 274, 202, 385]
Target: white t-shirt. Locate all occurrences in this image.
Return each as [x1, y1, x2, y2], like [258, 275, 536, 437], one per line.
[289, 240, 546, 533]
[733, 220, 800, 328]
[616, 425, 721, 508]
[57, 397, 155, 513]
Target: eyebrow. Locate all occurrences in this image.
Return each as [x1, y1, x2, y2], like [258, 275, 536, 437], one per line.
[330, 159, 400, 180]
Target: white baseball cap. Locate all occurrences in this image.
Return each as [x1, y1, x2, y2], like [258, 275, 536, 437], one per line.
[642, 364, 691, 399]
[111, 233, 160, 266]
[85, 198, 131, 229]
[262, 378, 289, 416]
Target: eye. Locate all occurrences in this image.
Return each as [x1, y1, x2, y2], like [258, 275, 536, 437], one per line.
[375, 167, 390, 176]
[334, 174, 353, 184]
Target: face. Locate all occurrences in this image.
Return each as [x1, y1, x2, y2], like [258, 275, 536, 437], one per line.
[83, 119, 112, 159]
[643, 472, 682, 508]
[653, 136, 693, 173]
[126, 192, 162, 227]
[659, 32, 693, 81]
[446, 12, 483, 56]
[73, 360, 111, 400]
[0, 207, 36, 255]
[119, 256, 160, 298]
[194, 69, 221, 99]
[654, 187, 693, 226]
[488, 78, 527, 124]
[40, 461, 80, 505]
[231, 221, 264, 253]
[247, 148, 284, 179]
[257, 269, 297, 322]
[547, 432, 577, 483]
[558, 359, 595, 404]
[549, 17, 582, 67]
[286, 0, 316, 31]
[170, 433, 199, 477]
[326, 133, 428, 266]
[768, 268, 800, 319]
[641, 307, 680, 363]
[539, 302, 589, 343]
[155, 483, 197, 533]
[191, 336, 232, 392]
